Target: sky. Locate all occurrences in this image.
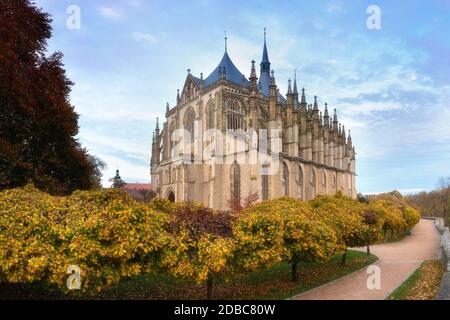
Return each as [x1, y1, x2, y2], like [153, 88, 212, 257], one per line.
[34, 0, 450, 194]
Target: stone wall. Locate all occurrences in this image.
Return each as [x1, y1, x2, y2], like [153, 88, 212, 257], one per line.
[434, 218, 450, 300]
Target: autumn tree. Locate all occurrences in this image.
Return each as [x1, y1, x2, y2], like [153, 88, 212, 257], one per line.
[160, 203, 237, 300]
[437, 177, 450, 227]
[0, 0, 103, 195]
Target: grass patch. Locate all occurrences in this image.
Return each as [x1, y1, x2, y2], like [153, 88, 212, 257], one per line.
[0, 250, 377, 300]
[388, 260, 444, 300]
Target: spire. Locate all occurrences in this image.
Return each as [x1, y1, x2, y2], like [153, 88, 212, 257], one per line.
[262, 28, 269, 63]
[257, 28, 272, 96]
[287, 79, 292, 95]
[250, 60, 257, 80]
[156, 117, 160, 132]
[224, 30, 228, 53]
[293, 70, 298, 94]
[166, 102, 170, 113]
[177, 89, 180, 104]
[260, 28, 271, 73]
[324, 103, 330, 128]
[301, 88, 306, 104]
[348, 130, 353, 146]
[249, 59, 258, 92]
[333, 108, 338, 127]
[313, 95, 319, 111]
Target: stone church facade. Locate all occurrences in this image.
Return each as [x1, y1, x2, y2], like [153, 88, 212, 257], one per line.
[151, 33, 356, 210]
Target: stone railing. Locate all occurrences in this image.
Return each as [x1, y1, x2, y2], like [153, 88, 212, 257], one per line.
[434, 218, 450, 300]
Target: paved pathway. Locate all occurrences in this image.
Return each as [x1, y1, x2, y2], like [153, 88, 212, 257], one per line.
[291, 219, 441, 300]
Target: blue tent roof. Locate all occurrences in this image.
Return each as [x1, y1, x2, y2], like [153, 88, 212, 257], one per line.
[204, 52, 249, 87]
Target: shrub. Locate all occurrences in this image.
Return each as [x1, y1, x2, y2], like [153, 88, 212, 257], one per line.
[0, 185, 170, 294]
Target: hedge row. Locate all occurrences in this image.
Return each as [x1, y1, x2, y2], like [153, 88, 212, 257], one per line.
[0, 185, 420, 299]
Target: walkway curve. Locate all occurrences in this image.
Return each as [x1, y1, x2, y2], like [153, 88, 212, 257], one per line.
[291, 219, 441, 300]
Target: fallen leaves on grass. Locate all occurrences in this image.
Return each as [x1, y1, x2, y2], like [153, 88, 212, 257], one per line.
[405, 260, 444, 300]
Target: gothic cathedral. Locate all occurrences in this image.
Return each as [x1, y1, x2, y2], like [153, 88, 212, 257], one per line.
[151, 33, 356, 210]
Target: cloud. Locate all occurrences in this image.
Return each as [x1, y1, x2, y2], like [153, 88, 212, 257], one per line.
[132, 32, 160, 44]
[98, 154, 150, 187]
[98, 6, 124, 20]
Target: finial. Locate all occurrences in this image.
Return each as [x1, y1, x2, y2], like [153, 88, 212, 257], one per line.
[224, 30, 228, 52]
[313, 95, 319, 110]
[187, 69, 191, 75]
[166, 102, 170, 113]
[200, 72, 203, 80]
[271, 69, 274, 78]
[287, 79, 292, 94]
[264, 27, 267, 43]
[156, 117, 160, 131]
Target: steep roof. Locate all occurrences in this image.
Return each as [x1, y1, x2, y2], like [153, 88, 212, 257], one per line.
[204, 51, 249, 87]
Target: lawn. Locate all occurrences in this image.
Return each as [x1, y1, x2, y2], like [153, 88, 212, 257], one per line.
[387, 260, 444, 300]
[0, 250, 377, 300]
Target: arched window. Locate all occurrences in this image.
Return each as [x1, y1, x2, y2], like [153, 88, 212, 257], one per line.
[309, 168, 316, 199]
[282, 162, 289, 196]
[231, 162, 241, 202]
[298, 165, 304, 200]
[168, 122, 175, 158]
[282, 131, 288, 153]
[225, 97, 244, 131]
[206, 102, 215, 129]
[184, 107, 195, 141]
[261, 165, 270, 201]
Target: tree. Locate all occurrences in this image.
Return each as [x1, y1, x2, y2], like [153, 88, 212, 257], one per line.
[437, 177, 450, 227]
[160, 204, 236, 300]
[227, 191, 260, 212]
[110, 169, 126, 189]
[239, 198, 337, 282]
[0, 0, 103, 195]
[0, 185, 170, 294]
